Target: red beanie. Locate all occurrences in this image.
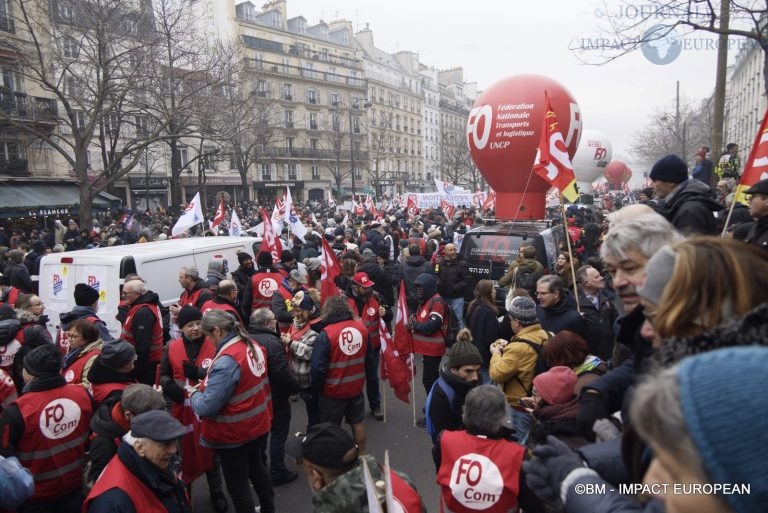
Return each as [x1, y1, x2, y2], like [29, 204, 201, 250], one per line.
[533, 366, 577, 405]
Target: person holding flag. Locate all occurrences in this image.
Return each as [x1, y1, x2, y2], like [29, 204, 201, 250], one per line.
[171, 192, 205, 237]
[209, 198, 226, 235]
[730, 108, 768, 248]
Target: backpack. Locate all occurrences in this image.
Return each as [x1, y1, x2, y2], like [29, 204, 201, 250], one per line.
[510, 334, 551, 394]
[425, 376, 455, 443]
[513, 267, 537, 295]
[429, 297, 459, 348]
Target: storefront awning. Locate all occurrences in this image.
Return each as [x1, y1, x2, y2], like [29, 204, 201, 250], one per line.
[0, 183, 122, 219]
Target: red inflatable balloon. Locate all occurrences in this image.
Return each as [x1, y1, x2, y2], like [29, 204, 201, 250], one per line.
[605, 161, 632, 190]
[467, 75, 582, 219]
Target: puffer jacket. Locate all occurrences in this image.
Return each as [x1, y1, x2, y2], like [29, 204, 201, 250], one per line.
[660, 179, 723, 235]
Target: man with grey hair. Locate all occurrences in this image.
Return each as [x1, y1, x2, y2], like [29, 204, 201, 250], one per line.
[119, 279, 164, 385]
[170, 265, 213, 324]
[248, 308, 299, 486]
[576, 265, 618, 361]
[435, 385, 527, 512]
[87, 384, 166, 486]
[200, 279, 245, 325]
[535, 275, 588, 341]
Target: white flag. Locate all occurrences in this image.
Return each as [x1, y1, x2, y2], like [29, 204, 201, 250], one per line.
[230, 208, 242, 237]
[362, 457, 384, 513]
[283, 187, 307, 242]
[172, 192, 204, 237]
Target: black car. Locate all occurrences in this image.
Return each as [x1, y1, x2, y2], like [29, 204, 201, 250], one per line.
[458, 220, 565, 310]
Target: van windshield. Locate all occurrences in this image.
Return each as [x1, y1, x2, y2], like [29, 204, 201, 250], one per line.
[462, 234, 530, 265]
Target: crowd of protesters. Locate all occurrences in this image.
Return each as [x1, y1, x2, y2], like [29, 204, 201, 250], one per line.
[0, 151, 767, 513]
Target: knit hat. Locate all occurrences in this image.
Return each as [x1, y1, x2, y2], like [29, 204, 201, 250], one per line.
[289, 268, 308, 285]
[101, 340, 136, 370]
[638, 244, 677, 305]
[533, 366, 578, 405]
[508, 296, 537, 322]
[23, 344, 63, 377]
[676, 347, 768, 513]
[74, 283, 100, 306]
[292, 290, 315, 311]
[256, 251, 273, 268]
[447, 340, 482, 368]
[649, 154, 688, 183]
[237, 251, 252, 265]
[304, 257, 322, 271]
[177, 305, 202, 329]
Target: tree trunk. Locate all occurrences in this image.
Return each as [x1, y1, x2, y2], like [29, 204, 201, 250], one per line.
[711, 1, 729, 172]
[75, 152, 93, 230]
[169, 138, 182, 212]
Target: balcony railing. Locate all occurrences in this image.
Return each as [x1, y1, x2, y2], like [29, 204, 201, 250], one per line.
[260, 146, 368, 161]
[0, 159, 29, 176]
[0, 91, 58, 122]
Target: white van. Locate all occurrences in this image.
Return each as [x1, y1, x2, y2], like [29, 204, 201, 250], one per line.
[38, 236, 257, 340]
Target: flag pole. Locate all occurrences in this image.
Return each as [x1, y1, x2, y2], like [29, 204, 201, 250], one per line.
[559, 193, 580, 310]
[382, 363, 387, 423]
[409, 336, 416, 427]
[720, 197, 738, 238]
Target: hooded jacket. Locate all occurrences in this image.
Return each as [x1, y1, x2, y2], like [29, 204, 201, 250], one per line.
[659, 179, 723, 235]
[400, 254, 433, 312]
[87, 393, 128, 482]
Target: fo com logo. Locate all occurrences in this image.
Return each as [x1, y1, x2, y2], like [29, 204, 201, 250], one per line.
[39, 398, 82, 440]
[339, 327, 363, 356]
[450, 453, 503, 509]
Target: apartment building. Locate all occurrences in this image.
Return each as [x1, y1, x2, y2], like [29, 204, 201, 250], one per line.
[724, 41, 767, 159]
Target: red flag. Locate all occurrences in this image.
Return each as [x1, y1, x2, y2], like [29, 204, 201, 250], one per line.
[393, 283, 415, 378]
[379, 319, 411, 403]
[319, 236, 342, 305]
[532, 91, 579, 202]
[210, 198, 226, 232]
[406, 195, 418, 216]
[354, 200, 365, 216]
[734, 108, 768, 204]
[439, 197, 455, 220]
[482, 191, 496, 212]
[179, 397, 213, 484]
[258, 207, 283, 262]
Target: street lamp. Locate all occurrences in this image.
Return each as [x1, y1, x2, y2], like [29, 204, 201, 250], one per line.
[332, 98, 371, 203]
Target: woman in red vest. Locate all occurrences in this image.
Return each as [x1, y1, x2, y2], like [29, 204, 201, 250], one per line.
[62, 319, 103, 388]
[190, 309, 274, 513]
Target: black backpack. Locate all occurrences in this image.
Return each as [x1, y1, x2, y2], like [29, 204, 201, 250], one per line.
[510, 334, 551, 394]
[429, 297, 460, 348]
[513, 267, 538, 294]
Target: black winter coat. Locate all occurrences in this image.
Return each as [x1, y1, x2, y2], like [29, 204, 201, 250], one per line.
[248, 325, 298, 404]
[661, 179, 723, 235]
[436, 256, 470, 300]
[536, 292, 589, 340]
[467, 302, 500, 367]
[399, 255, 433, 312]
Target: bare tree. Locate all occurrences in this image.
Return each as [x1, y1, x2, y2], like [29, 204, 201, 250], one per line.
[144, 0, 238, 212]
[6, 0, 174, 229]
[324, 110, 350, 196]
[440, 126, 475, 188]
[366, 109, 393, 198]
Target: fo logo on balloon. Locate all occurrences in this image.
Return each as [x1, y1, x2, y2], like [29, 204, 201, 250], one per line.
[40, 398, 82, 440]
[339, 327, 363, 356]
[449, 453, 504, 510]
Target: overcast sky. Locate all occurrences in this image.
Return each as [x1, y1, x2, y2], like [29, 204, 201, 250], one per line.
[282, 0, 738, 181]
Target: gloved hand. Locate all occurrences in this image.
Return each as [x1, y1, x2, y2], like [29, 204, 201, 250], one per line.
[522, 436, 585, 502]
[576, 391, 610, 442]
[593, 418, 622, 443]
[182, 361, 201, 380]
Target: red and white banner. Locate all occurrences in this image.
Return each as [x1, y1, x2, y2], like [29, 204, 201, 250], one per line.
[319, 236, 342, 305]
[482, 191, 496, 212]
[532, 90, 579, 202]
[379, 319, 412, 404]
[258, 207, 283, 262]
[735, 108, 768, 204]
[439, 197, 455, 220]
[393, 283, 414, 376]
[406, 195, 418, 216]
[210, 198, 226, 233]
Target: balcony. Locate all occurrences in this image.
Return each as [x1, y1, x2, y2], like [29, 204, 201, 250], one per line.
[0, 91, 58, 124]
[0, 159, 29, 176]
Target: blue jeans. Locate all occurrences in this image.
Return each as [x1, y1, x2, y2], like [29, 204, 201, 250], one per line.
[511, 407, 534, 446]
[447, 296, 465, 329]
[364, 342, 381, 410]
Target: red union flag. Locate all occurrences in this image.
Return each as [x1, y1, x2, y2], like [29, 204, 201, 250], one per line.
[735, 108, 768, 205]
[210, 198, 226, 233]
[319, 236, 342, 305]
[405, 195, 418, 216]
[379, 319, 411, 403]
[482, 191, 496, 212]
[258, 207, 283, 262]
[533, 91, 579, 202]
[440, 197, 455, 220]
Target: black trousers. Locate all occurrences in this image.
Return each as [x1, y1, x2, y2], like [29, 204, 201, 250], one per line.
[217, 434, 275, 513]
[269, 399, 291, 475]
[422, 355, 441, 395]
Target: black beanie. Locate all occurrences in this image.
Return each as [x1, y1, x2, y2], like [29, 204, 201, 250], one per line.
[177, 305, 202, 329]
[23, 344, 63, 377]
[237, 252, 252, 265]
[74, 283, 100, 306]
[447, 341, 483, 369]
[256, 251, 273, 268]
[649, 154, 688, 183]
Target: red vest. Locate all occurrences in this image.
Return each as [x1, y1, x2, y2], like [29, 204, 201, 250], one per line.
[180, 285, 210, 309]
[249, 271, 284, 313]
[199, 336, 272, 445]
[322, 319, 368, 399]
[120, 302, 163, 362]
[83, 452, 177, 512]
[63, 346, 101, 385]
[166, 337, 216, 419]
[347, 295, 381, 349]
[275, 282, 296, 333]
[2, 287, 20, 308]
[391, 470, 425, 513]
[200, 299, 243, 325]
[15, 384, 92, 501]
[0, 369, 17, 409]
[89, 381, 131, 407]
[437, 430, 524, 513]
[412, 295, 447, 357]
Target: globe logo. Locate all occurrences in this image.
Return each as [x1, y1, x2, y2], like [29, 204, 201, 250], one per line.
[641, 24, 682, 65]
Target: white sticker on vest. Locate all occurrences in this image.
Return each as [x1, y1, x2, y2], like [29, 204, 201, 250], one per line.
[64, 370, 75, 383]
[201, 358, 213, 369]
[247, 347, 267, 377]
[0, 340, 21, 367]
[339, 327, 364, 356]
[39, 398, 82, 440]
[258, 278, 278, 298]
[449, 453, 503, 509]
